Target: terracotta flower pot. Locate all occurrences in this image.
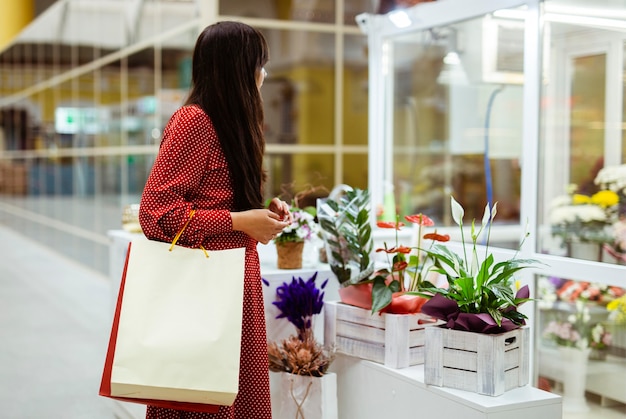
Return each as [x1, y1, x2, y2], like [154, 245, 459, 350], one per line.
[338, 282, 428, 314]
[276, 241, 305, 269]
[383, 293, 429, 314]
[338, 282, 373, 310]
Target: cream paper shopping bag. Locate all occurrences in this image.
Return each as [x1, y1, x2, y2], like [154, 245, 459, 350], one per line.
[109, 237, 245, 406]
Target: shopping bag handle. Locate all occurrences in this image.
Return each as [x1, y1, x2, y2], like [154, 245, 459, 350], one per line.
[169, 209, 209, 258]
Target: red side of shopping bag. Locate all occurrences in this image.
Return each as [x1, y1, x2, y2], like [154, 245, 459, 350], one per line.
[99, 242, 220, 414]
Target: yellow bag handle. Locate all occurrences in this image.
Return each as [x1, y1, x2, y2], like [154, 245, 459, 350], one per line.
[168, 209, 209, 258]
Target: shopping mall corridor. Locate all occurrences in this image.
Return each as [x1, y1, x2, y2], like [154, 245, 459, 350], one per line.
[0, 222, 119, 418]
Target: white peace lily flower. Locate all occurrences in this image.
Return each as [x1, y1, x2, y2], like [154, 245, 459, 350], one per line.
[481, 203, 490, 227]
[450, 195, 464, 226]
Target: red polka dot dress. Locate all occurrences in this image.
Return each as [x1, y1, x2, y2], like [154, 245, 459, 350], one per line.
[138, 105, 272, 419]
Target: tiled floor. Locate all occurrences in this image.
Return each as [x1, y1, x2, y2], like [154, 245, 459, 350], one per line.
[1, 221, 624, 419]
[0, 223, 123, 419]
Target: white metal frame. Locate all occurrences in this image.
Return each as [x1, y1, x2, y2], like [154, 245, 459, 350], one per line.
[358, 0, 542, 381]
[357, 0, 533, 223]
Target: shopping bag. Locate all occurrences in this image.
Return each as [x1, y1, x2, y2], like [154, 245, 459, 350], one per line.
[99, 235, 246, 412]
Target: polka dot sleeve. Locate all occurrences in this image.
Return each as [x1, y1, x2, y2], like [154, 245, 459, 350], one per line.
[139, 106, 233, 245]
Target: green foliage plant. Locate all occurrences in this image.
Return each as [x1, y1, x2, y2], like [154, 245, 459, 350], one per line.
[318, 188, 374, 287]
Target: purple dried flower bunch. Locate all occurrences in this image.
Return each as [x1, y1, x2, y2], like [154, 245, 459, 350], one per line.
[273, 272, 328, 341]
[266, 272, 334, 376]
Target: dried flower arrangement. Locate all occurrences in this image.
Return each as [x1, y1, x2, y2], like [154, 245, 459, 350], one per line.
[266, 272, 334, 377]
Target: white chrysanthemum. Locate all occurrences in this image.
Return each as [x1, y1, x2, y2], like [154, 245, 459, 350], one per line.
[550, 195, 574, 209]
[594, 164, 626, 192]
[549, 204, 606, 224]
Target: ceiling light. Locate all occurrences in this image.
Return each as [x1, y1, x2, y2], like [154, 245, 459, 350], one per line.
[389, 10, 412, 29]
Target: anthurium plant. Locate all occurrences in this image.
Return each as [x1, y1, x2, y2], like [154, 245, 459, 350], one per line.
[371, 214, 450, 313]
[417, 196, 538, 334]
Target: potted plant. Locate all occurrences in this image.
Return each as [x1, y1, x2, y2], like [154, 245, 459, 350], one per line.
[371, 214, 450, 314]
[321, 195, 446, 368]
[417, 196, 536, 333]
[549, 185, 618, 261]
[541, 301, 610, 411]
[274, 205, 320, 269]
[317, 186, 444, 314]
[266, 272, 337, 419]
[417, 196, 538, 395]
[317, 186, 381, 311]
[317, 186, 374, 287]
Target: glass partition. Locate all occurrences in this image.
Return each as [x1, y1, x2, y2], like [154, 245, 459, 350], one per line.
[0, 0, 368, 275]
[538, 1, 626, 265]
[366, 2, 528, 251]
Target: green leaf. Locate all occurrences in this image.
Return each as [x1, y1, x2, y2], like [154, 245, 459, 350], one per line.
[487, 307, 503, 326]
[475, 253, 494, 291]
[372, 276, 395, 313]
[455, 276, 476, 303]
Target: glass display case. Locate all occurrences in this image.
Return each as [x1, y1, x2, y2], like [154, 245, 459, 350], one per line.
[359, 0, 626, 414]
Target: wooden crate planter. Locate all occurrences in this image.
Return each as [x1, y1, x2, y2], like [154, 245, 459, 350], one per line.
[324, 301, 437, 369]
[424, 326, 530, 396]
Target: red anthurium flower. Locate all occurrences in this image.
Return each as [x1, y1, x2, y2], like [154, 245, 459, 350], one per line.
[424, 232, 450, 242]
[404, 214, 434, 226]
[392, 261, 408, 272]
[392, 246, 412, 254]
[376, 246, 411, 254]
[377, 221, 405, 229]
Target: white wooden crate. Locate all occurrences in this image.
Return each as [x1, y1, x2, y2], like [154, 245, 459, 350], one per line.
[424, 326, 530, 396]
[324, 301, 437, 369]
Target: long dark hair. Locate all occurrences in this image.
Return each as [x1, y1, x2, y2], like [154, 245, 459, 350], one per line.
[185, 21, 268, 210]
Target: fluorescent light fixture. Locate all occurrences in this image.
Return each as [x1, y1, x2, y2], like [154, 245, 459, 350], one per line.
[545, 13, 626, 30]
[493, 5, 626, 30]
[492, 8, 527, 20]
[389, 10, 412, 28]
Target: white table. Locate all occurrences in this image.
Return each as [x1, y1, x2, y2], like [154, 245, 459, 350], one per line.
[331, 355, 562, 419]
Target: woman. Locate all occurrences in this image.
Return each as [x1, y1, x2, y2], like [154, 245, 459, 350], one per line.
[138, 21, 291, 419]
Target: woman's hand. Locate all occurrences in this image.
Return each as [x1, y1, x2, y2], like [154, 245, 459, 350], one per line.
[268, 197, 293, 223]
[231, 208, 290, 244]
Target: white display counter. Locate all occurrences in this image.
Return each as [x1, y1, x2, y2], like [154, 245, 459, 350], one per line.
[107, 230, 562, 419]
[331, 355, 562, 419]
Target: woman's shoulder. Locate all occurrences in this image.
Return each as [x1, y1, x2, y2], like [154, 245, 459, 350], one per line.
[164, 104, 216, 137]
[170, 104, 211, 125]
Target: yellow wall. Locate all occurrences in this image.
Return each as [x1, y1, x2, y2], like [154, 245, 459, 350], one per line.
[0, 0, 34, 51]
[289, 64, 369, 190]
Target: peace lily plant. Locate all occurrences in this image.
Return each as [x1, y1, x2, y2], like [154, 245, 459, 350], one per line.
[417, 196, 539, 334]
